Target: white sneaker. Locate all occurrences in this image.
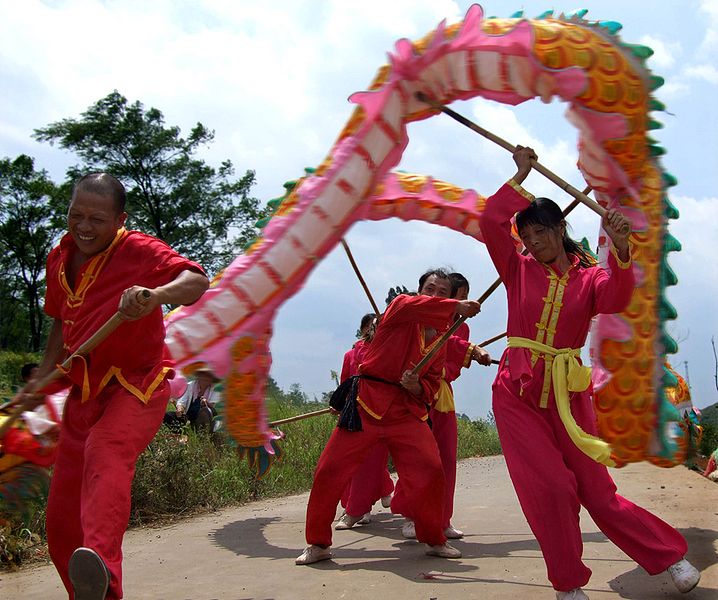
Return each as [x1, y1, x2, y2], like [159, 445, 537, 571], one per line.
[667, 558, 700, 593]
[295, 545, 332, 565]
[444, 525, 464, 539]
[425, 542, 462, 559]
[357, 512, 371, 525]
[335, 513, 361, 530]
[401, 520, 416, 539]
[556, 589, 589, 600]
[381, 494, 392, 508]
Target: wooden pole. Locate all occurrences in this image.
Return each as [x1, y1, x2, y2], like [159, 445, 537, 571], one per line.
[479, 332, 509, 347]
[268, 407, 332, 427]
[340, 238, 382, 317]
[0, 291, 149, 439]
[415, 92, 615, 221]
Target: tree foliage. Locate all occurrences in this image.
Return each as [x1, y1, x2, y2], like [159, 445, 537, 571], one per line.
[0, 155, 63, 351]
[34, 91, 266, 274]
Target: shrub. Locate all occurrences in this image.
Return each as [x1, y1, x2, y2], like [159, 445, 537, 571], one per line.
[0, 351, 41, 400]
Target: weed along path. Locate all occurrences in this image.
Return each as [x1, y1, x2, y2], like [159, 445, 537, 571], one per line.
[2, 455, 716, 599]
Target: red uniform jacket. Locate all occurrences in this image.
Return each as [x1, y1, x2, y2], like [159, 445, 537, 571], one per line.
[340, 340, 367, 383]
[44, 228, 204, 404]
[356, 294, 458, 421]
[479, 181, 635, 408]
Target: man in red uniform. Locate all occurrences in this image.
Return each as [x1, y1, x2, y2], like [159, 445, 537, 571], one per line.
[296, 270, 482, 565]
[27, 173, 208, 600]
[391, 272, 491, 539]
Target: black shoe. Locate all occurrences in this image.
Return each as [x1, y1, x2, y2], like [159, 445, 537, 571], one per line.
[68, 547, 110, 600]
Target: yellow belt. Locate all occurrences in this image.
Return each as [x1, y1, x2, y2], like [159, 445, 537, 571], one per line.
[507, 336, 615, 467]
[433, 378, 454, 413]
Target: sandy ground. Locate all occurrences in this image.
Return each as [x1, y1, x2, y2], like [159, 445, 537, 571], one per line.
[1, 455, 716, 600]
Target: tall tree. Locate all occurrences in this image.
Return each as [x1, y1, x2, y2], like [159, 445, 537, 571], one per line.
[34, 91, 266, 274]
[0, 155, 63, 351]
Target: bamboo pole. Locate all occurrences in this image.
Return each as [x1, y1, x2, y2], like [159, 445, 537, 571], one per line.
[415, 92, 619, 223]
[0, 291, 150, 439]
[340, 238, 381, 317]
[478, 331, 509, 348]
[268, 407, 333, 427]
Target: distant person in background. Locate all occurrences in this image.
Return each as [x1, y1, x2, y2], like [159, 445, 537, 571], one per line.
[703, 447, 718, 482]
[335, 312, 394, 530]
[20, 363, 39, 386]
[165, 368, 221, 432]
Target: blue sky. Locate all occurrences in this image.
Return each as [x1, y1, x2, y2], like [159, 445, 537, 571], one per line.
[1, 1, 716, 417]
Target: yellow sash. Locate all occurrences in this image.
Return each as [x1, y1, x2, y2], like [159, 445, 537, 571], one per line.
[433, 377, 455, 413]
[507, 336, 615, 467]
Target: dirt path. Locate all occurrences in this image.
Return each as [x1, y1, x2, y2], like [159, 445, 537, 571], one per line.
[1, 456, 716, 599]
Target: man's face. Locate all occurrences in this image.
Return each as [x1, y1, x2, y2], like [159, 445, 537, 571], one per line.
[67, 190, 127, 259]
[419, 274, 451, 298]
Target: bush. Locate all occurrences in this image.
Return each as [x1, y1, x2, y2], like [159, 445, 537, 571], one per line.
[0, 350, 40, 400]
[457, 415, 502, 459]
[0, 478, 48, 567]
[699, 423, 718, 458]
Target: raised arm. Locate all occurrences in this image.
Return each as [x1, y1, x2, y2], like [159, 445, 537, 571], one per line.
[592, 209, 635, 315]
[479, 146, 536, 281]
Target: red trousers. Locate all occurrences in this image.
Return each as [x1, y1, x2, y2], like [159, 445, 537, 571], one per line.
[393, 409, 457, 530]
[306, 402, 446, 547]
[46, 381, 168, 600]
[492, 368, 687, 592]
[340, 443, 394, 517]
[429, 409, 457, 529]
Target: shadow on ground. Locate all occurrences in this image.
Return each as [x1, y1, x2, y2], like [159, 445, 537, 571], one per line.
[211, 512, 614, 588]
[607, 527, 718, 599]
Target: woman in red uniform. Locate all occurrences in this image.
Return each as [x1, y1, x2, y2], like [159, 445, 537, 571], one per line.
[335, 313, 394, 529]
[479, 147, 700, 599]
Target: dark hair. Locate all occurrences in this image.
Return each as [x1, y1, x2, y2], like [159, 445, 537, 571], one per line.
[72, 173, 127, 214]
[359, 313, 376, 331]
[21, 362, 38, 381]
[516, 197, 595, 268]
[449, 272, 469, 298]
[418, 268, 450, 292]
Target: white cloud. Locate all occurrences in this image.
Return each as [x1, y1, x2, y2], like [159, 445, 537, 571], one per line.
[684, 64, 718, 84]
[1, 0, 717, 415]
[699, 0, 718, 54]
[640, 34, 681, 70]
[655, 80, 690, 99]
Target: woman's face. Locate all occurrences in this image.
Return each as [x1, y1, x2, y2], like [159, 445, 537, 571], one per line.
[519, 222, 565, 264]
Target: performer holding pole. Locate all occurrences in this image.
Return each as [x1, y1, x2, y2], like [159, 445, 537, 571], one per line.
[479, 146, 700, 598]
[296, 270, 481, 565]
[393, 272, 492, 541]
[18, 173, 208, 600]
